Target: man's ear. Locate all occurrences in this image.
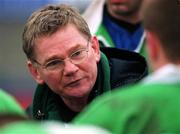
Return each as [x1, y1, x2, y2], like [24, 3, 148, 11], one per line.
[27, 60, 44, 84]
[146, 31, 159, 62]
[146, 31, 163, 70]
[90, 36, 101, 62]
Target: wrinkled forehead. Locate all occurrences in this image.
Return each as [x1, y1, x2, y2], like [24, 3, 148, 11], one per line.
[33, 25, 89, 58]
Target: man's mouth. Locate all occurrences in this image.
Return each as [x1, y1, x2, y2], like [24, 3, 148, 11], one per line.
[65, 79, 82, 88]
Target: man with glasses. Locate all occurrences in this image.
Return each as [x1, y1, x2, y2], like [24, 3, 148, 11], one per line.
[22, 4, 147, 122]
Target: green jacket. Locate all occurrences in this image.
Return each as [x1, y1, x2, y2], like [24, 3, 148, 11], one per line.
[29, 48, 147, 122]
[73, 65, 180, 134]
[97, 25, 148, 59]
[0, 89, 26, 116]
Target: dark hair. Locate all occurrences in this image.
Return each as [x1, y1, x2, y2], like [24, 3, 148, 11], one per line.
[141, 0, 180, 62]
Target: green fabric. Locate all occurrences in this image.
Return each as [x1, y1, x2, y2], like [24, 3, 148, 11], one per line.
[0, 121, 48, 134]
[96, 24, 148, 60]
[98, 52, 111, 92]
[73, 83, 180, 134]
[139, 40, 148, 59]
[0, 89, 26, 117]
[33, 84, 61, 120]
[96, 24, 115, 47]
[32, 52, 111, 122]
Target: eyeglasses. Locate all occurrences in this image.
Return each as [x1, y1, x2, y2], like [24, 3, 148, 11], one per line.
[33, 40, 89, 71]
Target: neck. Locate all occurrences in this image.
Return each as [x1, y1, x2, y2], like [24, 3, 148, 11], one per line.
[61, 96, 89, 112]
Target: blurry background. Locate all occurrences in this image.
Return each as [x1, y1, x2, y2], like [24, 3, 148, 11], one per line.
[0, 0, 91, 108]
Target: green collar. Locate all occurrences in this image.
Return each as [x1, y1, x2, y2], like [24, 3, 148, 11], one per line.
[88, 52, 111, 102]
[100, 52, 111, 91]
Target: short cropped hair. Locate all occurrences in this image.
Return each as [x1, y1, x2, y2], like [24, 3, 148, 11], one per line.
[22, 4, 91, 60]
[141, 0, 180, 62]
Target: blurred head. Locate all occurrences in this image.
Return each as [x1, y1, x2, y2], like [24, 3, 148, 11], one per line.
[22, 4, 100, 100]
[106, 0, 143, 19]
[141, 0, 180, 70]
[0, 89, 26, 117]
[0, 114, 27, 128]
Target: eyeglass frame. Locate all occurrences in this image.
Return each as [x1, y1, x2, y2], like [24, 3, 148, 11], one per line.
[32, 39, 90, 71]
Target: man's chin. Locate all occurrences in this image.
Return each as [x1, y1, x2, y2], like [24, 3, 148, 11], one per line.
[64, 91, 90, 99]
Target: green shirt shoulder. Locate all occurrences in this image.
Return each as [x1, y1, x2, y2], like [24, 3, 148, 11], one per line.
[73, 84, 180, 134]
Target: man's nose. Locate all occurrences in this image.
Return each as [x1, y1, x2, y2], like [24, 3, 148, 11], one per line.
[63, 59, 78, 76]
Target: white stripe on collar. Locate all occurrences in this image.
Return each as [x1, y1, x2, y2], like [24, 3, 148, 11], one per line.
[143, 64, 180, 84]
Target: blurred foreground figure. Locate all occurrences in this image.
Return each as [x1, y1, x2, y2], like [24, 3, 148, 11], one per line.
[0, 121, 111, 134]
[73, 0, 180, 133]
[0, 88, 110, 133]
[0, 89, 26, 117]
[0, 89, 27, 127]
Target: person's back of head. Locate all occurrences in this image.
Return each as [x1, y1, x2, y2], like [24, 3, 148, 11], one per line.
[141, 0, 180, 64]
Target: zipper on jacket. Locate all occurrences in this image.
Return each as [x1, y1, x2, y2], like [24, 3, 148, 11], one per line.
[37, 110, 45, 120]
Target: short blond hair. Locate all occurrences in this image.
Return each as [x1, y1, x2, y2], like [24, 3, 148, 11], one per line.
[22, 4, 91, 60]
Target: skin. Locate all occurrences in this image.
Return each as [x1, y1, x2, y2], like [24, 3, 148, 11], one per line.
[28, 24, 100, 111]
[146, 31, 171, 71]
[106, 0, 143, 23]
